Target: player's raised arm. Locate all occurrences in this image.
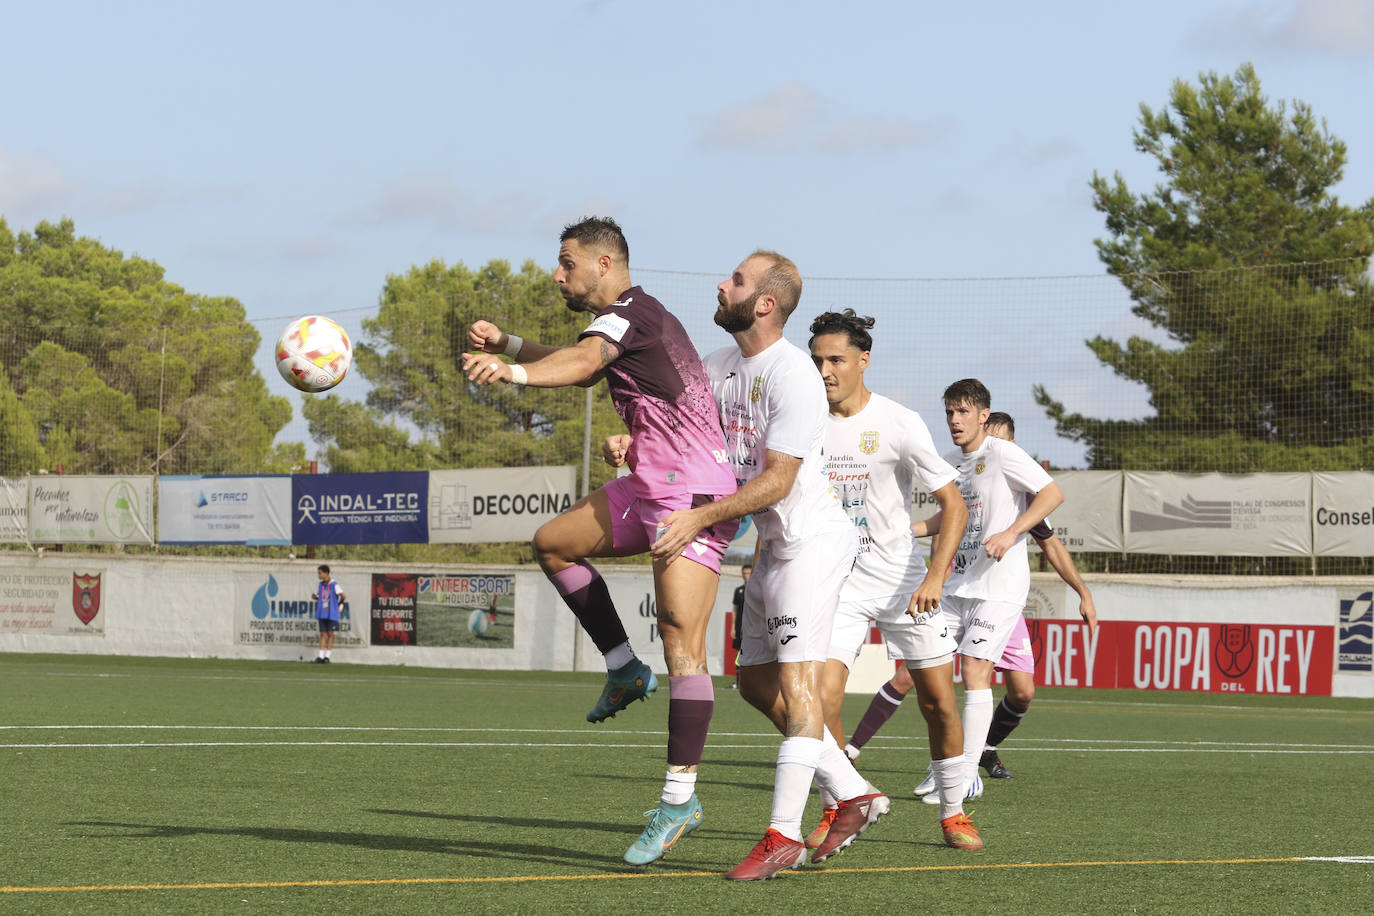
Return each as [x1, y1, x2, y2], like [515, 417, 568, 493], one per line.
[462, 334, 616, 388]
[467, 319, 562, 362]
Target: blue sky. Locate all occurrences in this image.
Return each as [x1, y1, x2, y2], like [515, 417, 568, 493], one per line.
[4, 0, 1372, 465]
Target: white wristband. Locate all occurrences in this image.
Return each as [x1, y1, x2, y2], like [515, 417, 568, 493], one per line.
[503, 334, 524, 357]
[508, 363, 528, 386]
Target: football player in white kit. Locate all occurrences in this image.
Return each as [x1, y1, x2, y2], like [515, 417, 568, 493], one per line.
[913, 379, 1063, 796]
[648, 251, 887, 880]
[806, 309, 981, 851]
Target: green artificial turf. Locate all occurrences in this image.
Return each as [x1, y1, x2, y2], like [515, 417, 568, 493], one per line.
[1, 653, 1370, 914]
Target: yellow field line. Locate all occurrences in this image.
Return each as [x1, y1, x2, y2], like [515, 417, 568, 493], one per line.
[0, 857, 1324, 893]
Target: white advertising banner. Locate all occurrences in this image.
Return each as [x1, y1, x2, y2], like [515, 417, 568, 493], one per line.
[0, 477, 26, 542]
[913, 470, 1123, 554]
[158, 476, 292, 545]
[1125, 472, 1311, 556]
[1039, 471, 1124, 553]
[0, 565, 106, 636]
[232, 569, 368, 649]
[28, 476, 154, 545]
[428, 466, 576, 544]
[1312, 472, 1374, 557]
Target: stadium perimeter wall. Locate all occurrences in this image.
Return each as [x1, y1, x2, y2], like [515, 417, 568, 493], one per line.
[0, 554, 1369, 698]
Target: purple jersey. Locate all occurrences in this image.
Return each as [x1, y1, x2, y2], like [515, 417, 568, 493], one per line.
[579, 287, 735, 498]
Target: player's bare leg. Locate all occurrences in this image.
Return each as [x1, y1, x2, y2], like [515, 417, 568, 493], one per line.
[734, 661, 883, 870]
[624, 555, 721, 865]
[534, 489, 655, 723]
[820, 658, 851, 749]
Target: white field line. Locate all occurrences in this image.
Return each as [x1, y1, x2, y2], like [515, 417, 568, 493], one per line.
[3, 737, 1372, 753]
[2, 856, 1371, 895]
[4, 669, 1368, 716]
[0, 725, 1369, 751]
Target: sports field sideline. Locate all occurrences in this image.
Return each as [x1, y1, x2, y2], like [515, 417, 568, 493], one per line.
[2, 653, 1370, 914]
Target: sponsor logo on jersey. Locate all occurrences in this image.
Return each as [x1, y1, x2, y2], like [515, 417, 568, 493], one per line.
[584, 313, 631, 342]
[750, 375, 764, 403]
[860, 431, 879, 455]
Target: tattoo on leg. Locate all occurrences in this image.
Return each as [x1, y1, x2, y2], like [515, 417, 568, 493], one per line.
[667, 655, 708, 676]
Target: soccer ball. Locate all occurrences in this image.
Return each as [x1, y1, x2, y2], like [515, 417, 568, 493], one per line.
[467, 608, 491, 637]
[275, 315, 352, 393]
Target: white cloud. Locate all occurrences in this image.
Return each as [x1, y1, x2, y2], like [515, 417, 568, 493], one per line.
[0, 149, 248, 230]
[0, 148, 76, 224]
[1283, 0, 1374, 52]
[699, 83, 826, 152]
[817, 114, 954, 155]
[345, 172, 546, 234]
[1019, 137, 1079, 167]
[1196, 0, 1374, 55]
[699, 83, 951, 156]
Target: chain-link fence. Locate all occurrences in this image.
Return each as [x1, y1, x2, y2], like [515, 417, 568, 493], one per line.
[3, 257, 1371, 572]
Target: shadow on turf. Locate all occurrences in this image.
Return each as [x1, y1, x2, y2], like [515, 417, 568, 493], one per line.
[65, 820, 664, 871]
[370, 809, 764, 844]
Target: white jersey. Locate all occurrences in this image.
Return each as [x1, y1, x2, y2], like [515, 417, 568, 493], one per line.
[704, 338, 853, 560]
[944, 436, 1054, 604]
[823, 393, 957, 599]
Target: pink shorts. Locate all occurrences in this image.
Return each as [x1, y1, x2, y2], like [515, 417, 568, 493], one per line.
[996, 613, 1035, 674]
[603, 475, 739, 575]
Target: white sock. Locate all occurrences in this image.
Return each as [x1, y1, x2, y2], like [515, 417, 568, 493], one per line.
[770, 737, 822, 841]
[818, 783, 837, 809]
[962, 688, 994, 781]
[662, 770, 697, 806]
[816, 727, 869, 801]
[603, 641, 635, 670]
[933, 755, 965, 820]
[316, 651, 324, 659]
[323, 650, 331, 659]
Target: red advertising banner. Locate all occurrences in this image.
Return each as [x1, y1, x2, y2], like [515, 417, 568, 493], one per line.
[727, 615, 1335, 696]
[1027, 620, 1334, 696]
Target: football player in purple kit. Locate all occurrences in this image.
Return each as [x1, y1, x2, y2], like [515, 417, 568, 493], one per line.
[462, 217, 738, 865]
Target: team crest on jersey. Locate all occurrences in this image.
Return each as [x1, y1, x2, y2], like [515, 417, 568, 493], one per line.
[974, 457, 986, 475]
[73, 572, 101, 625]
[860, 431, 879, 455]
[750, 376, 764, 403]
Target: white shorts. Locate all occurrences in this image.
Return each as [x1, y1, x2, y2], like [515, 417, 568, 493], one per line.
[739, 536, 856, 666]
[942, 594, 1024, 663]
[828, 591, 958, 668]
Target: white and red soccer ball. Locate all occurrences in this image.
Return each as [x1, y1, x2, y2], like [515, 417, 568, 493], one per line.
[275, 315, 352, 393]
